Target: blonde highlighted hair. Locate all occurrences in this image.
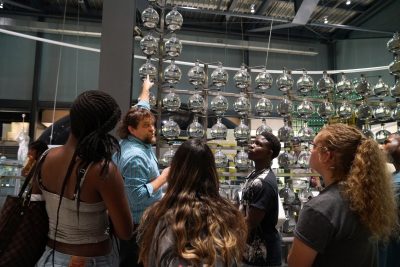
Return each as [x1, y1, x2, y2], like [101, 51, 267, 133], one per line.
[318, 123, 398, 241]
[138, 139, 247, 266]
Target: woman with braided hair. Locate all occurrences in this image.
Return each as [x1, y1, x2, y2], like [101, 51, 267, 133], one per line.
[33, 90, 133, 266]
[288, 123, 398, 267]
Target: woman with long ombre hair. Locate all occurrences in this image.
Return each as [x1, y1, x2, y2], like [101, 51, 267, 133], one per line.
[288, 123, 398, 267]
[138, 138, 247, 266]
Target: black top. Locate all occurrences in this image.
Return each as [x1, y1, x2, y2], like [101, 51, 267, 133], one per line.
[295, 183, 377, 267]
[241, 169, 281, 266]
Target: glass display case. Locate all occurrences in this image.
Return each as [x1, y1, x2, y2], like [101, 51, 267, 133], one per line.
[0, 159, 24, 209]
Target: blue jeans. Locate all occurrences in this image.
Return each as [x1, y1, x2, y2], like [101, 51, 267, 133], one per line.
[35, 246, 118, 267]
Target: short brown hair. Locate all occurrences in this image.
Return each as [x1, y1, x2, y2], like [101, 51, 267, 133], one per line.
[117, 106, 154, 139]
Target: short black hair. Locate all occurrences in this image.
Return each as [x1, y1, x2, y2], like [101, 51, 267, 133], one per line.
[260, 131, 281, 159]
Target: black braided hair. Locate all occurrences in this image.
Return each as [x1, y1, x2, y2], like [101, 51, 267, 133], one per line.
[70, 90, 121, 174]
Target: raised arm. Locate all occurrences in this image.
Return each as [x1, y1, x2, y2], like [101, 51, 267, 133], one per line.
[138, 75, 154, 104]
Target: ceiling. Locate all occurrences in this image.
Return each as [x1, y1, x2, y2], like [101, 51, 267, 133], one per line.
[0, 0, 397, 41]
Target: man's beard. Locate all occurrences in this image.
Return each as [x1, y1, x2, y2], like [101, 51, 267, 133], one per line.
[143, 135, 156, 144]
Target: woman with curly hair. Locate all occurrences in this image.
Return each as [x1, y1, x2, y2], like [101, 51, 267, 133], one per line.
[288, 123, 398, 267]
[138, 138, 247, 266]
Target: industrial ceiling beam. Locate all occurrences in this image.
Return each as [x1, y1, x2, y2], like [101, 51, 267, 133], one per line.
[3, 0, 42, 12]
[225, 0, 240, 22]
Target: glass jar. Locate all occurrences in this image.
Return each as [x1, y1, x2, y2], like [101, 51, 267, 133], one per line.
[278, 149, 295, 169]
[165, 34, 182, 57]
[317, 100, 335, 120]
[234, 118, 250, 141]
[211, 92, 229, 116]
[211, 62, 229, 87]
[187, 60, 205, 86]
[376, 124, 391, 144]
[215, 147, 228, 168]
[141, 6, 159, 29]
[255, 67, 273, 92]
[374, 101, 391, 122]
[353, 74, 371, 97]
[296, 69, 314, 96]
[337, 100, 353, 120]
[389, 55, 400, 77]
[162, 117, 181, 140]
[297, 148, 311, 168]
[164, 60, 182, 84]
[362, 122, 374, 139]
[355, 100, 372, 121]
[392, 102, 400, 121]
[278, 120, 294, 142]
[256, 119, 272, 135]
[277, 95, 293, 118]
[233, 64, 251, 89]
[387, 32, 400, 54]
[390, 80, 400, 98]
[139, 33, 158, 56]
[317, 71, 334, 95]
[211, 117, 227, 140]
[187, 115, 205, 138]
[188, 91, 205, 113]
[255, 95, 273, 117]
[276, 68, 294, 92]
[149, 92, 157, 108]
[297, 99, 315, 119]
[233, 92, 251, 116]
[160, 146, 175, 167]
[139, 59, 157, 81]
[336, 73, 353, 96]
[235, 147, 249, 170]
[162, 88, 181, 112]
[373, 76, 389, 98]
[165, 7, 183, 31]
[298, 122, 314, 143]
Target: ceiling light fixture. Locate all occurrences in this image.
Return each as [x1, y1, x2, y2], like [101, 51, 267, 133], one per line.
[324, 16, 328, 24]
[250, 4, 256, 14]
[346, 0, 351, 5]
[0, 1, 3, 9]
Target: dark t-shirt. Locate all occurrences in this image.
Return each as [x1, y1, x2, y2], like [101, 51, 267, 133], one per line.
[294, 183, 377, 267]
[242, 169, 281, 266]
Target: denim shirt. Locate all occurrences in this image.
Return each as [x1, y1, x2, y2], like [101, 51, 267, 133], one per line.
[113, 100, 161, 223]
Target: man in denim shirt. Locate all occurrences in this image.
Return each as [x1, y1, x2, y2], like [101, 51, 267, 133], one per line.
[113, 76, 169, 267]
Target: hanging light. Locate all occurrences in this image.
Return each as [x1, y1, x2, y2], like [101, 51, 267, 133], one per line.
[250, 4, 256, 14]
[324, 16, 328, 24]
[346, 0, 351, 5]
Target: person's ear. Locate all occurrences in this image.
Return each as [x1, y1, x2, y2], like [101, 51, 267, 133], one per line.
[128, 125, 136, 136]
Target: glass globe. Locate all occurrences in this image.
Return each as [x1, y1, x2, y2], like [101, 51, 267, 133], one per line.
[256, 119, 272, 135]
[211, 62, 229, 87]
[211, 117, 227, 140]
[298, 123, 314, 142]
[317, 71, 334, 95]
[139, 59, 157, 81]
[355, 100, 373, 121]
[279, 183, 295, 204]
[296, 70, 314, 96]
[162, 89, 181, 112]
[187, 60, 205, 86]
[373, 77, 389, 98]
[233, 64, 251, 89]
[165, 34, 182, 57]
[317, 100, 335, 119]
[362, 123, 374, 139]
[188, 91, 204, 113]
[336, 73, 353, 96]
[297, 148, 311, 168]
[149, 92, 157, 108]
[160, 147, 175, 167]
[376, 124, 391, 144]
[234, 118, 250, 141]
[389, 55, 400, 76]
[297, 99, 315, 119]
[255, 96, 273, 117]
[390, 80, 400, 98]
[392, 103, 400, 121]
[141, 6, 159, 29]
[276, 68, 293, 92]
[353, 74, 371, 97]
[387, 32, 400, 54]
[140, 34, 158, 56]
[337, 100, 353, 120]
[235, 147, 249, 170]
[277, 96, 293, 118]
[162, 117, 180, 140]
[187, 115, 204, 138]
[164, 60, 182, 84]
[374, 101, 391, 122]
[255, 67, 273, 91]
[215, 147, 228, 168]
[278, 150, 295, 169]
[165, 7, 183, 31]
[278, 121, 294, 142]
[233, 92, 251, 116]
[211, 92, 229, 116]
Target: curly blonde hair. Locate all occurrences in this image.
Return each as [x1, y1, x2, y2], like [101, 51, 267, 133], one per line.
[318, 123, 398, 241]
[138, 139, 247, 266]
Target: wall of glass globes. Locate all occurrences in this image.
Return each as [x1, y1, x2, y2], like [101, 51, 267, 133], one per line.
[139, 2, 400, 180]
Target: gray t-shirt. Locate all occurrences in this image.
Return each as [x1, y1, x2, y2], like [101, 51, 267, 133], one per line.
[294, 183, 377, 267]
